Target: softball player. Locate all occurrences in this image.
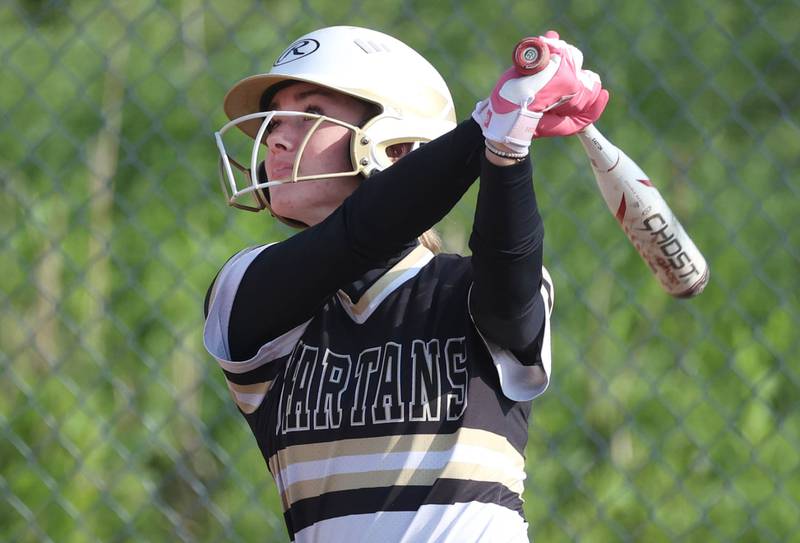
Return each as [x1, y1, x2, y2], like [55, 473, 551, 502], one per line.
[205, 26, 607, 542]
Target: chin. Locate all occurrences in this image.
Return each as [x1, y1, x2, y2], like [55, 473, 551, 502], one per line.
[268, 193, 316, 226]
[269, 176, 358, 225]
[269, 199, 301, 222]
[268, 185, 298, 211]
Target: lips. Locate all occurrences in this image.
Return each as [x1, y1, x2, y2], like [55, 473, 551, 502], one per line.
[268, 161, 295, 180]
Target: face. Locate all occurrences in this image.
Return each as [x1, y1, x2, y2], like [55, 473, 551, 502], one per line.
[264, 82, 373, 226]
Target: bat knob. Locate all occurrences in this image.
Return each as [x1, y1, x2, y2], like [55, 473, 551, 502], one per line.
[513, 37, 550, 75]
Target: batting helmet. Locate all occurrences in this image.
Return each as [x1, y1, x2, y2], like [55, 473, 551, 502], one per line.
[215, 25, 456, 224]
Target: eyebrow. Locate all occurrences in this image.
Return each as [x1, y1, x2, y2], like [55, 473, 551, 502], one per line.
[268, 88, 339, 111]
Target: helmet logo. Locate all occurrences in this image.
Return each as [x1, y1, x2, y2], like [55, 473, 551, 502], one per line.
[274, 39, 320, 66]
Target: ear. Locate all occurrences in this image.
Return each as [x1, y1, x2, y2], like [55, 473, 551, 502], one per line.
[386, 142, 414, 163]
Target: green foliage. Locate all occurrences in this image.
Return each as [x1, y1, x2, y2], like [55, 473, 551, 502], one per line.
[2, 0, 798, 541]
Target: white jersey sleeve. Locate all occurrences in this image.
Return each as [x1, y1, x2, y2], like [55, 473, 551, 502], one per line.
[468, 266, 554, 401]
[203, 243, 312, 374]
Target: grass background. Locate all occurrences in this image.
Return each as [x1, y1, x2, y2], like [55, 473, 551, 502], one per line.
[1, 0, 798, 541]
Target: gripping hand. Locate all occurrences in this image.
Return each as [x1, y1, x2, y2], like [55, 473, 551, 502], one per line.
[472, 31, 609, 154]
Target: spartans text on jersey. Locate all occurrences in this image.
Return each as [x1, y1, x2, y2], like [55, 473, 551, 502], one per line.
[275, 337, 469, 435]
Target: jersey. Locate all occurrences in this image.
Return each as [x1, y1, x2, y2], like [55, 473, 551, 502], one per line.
[203, 243, 554, 542]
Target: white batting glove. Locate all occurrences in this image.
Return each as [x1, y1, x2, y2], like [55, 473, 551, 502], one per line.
[472, 31, 609, 154]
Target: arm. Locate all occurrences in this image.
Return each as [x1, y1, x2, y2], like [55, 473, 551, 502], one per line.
[469, 155, 545, 358]
[468, 31, 608, 360]
[211, 119, 485, 361]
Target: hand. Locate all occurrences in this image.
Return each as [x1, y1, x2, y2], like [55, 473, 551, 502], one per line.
[536, 31, 609, 137]
[472, 31, 609, 153]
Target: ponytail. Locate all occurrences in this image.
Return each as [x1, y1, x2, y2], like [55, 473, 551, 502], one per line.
[418, 228, 442, 254]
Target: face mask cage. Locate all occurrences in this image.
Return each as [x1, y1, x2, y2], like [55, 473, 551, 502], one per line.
[214, 111, 365, 212]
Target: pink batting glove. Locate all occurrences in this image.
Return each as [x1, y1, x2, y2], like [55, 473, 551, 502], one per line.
[536, 31, 609, 137]
[472, 30, 609, 151]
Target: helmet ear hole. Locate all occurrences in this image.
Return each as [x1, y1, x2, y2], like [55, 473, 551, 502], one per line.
[386, 142, 414, 162]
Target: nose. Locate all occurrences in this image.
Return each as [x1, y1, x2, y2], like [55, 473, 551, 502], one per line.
[265, 116, 301, 154]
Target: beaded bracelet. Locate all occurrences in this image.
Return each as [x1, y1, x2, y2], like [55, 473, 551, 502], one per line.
[484, 140, 528, 161]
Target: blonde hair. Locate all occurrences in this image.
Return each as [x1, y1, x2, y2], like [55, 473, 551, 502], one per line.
[418, 228, 442, 254]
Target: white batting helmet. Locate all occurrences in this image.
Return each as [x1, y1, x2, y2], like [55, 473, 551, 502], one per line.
[214, 25, 456, 224]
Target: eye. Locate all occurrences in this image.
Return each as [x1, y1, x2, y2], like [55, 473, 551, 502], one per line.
[265, 118, 281, 134]
[304, 106, 324, 119]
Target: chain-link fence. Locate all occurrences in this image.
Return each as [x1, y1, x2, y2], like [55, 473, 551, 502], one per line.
[2, 0, 798, 541]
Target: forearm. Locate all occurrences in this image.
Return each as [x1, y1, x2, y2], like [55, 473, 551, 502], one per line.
[469, 153, 545, 352]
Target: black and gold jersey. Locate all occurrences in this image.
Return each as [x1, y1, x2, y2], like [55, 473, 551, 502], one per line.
[204, 243, 554, 542]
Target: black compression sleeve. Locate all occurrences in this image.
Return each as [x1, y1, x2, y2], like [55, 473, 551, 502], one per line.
[223, 119, 485, 361]
[469, 153, 545, 358]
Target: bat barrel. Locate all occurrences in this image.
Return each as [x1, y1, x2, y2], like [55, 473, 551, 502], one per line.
[576, 125, 710, 298]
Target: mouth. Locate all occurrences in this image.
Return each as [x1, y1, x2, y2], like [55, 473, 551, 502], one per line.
[268, 163, 295, 181]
